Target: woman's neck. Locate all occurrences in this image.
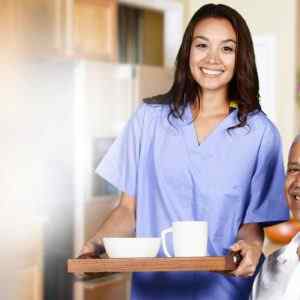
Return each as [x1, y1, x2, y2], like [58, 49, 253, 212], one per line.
[192, 88, 230, 117]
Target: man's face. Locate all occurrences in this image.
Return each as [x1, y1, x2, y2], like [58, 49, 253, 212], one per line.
[285, 142, 300, 220]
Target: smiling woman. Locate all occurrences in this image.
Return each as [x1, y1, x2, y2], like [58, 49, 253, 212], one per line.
[189, 18, 236, 93]
[80, 4, 289, 300]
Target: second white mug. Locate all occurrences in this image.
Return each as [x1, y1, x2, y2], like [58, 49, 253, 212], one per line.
[161, 221, 208, 257]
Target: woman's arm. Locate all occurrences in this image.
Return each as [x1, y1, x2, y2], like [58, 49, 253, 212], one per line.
[79, 192, 136, 256]
[230, 223, 264, 277]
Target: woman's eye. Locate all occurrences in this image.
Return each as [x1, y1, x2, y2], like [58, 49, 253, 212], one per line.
[223, 46, 234, 53]
[196, 43, 208, 49]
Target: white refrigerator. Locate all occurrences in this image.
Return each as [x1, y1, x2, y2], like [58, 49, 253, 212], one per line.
[72, 61, 174, 300]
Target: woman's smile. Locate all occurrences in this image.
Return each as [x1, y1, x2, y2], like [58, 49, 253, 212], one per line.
[200, 67, 225, 77]
[189, 17, 236, 93]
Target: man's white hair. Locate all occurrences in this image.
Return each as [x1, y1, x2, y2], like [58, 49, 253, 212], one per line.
[292, 134, 300, 145]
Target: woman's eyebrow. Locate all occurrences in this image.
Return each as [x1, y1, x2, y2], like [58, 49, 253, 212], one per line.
[222, 39, 237, 44]
[193, 36, 237, 44]
[193, 35, 209, 41]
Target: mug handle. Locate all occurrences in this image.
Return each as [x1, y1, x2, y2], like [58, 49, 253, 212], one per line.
[161, 227, 173, 257]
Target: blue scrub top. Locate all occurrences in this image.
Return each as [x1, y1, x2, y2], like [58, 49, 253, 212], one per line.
[96, 102, 289, 300]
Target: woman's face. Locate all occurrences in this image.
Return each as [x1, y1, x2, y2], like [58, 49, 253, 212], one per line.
[189, 17, 237, 93]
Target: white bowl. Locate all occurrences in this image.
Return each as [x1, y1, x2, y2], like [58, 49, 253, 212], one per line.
[103, 237, 161, 258]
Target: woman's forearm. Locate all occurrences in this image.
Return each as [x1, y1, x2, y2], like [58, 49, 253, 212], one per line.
[80, 193, 136, 255]
[237, 223, 264, 246]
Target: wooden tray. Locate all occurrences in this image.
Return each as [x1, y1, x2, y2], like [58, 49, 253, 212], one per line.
[68, 254, 239, 273]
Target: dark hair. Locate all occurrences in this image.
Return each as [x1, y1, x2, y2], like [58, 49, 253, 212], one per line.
[144, 3, 261, 129]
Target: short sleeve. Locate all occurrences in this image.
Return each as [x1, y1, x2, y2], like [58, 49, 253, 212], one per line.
[95, 104, 146, 198]
[243, 123, 289, 226]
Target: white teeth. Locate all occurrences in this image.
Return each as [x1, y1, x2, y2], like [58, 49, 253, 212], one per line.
[201, 68, 223, 76]
[296, 196, 300, 201]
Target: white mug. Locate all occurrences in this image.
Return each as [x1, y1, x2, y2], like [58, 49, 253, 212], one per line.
[161, 221, 208, 257]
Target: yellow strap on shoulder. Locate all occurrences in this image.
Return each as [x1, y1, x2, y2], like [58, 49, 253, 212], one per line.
[229, 101, 238, 108]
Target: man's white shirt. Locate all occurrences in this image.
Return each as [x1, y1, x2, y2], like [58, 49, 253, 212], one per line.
[251, 232, 300, 300]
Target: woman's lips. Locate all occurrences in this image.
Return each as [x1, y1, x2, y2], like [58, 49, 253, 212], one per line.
[200, 67, 224, 76]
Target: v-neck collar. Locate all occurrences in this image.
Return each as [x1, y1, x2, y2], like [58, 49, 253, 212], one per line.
[181, 104, 238, 153]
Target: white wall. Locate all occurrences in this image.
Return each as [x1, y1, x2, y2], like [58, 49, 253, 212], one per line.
[184, 0, 298, 161]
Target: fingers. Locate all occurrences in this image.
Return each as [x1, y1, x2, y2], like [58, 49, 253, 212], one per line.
[231, 253, 256, 277]
[78, 241, 106, 258]
[230, 241, 243, 252]
[77, 252, 99, 259]
[230, 240, 262, 277]
[75, 252, 104, 278]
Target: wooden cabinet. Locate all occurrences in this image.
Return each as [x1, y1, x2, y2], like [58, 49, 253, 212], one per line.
[13, 220, 44, 300]
[1, 0, 118, 62]
[74, 274, 130, 300]
[18, 266, 43, 300]
[0, 0, 58, 60]
[54, 0, 118, 61]
[74, 0, 118, 61]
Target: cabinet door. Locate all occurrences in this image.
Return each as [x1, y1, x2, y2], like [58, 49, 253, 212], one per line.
[74, 274, 130, 300]
[0, 1, 15, 59]
[15, 222, 44, 300]
[74, 0, 117, 61]
[0, 0, 58, 60]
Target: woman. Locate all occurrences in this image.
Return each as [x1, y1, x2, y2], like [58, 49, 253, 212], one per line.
[80, 4, 289, 299]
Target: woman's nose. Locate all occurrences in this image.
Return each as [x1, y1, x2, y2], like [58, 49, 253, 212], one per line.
[206, 49, 220, 64]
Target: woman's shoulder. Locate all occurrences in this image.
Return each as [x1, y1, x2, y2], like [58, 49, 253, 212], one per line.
[242, 111, 283, 151]
[247, 110, 280, 136]
[143, 93, 172, 106]
[131, 97, 168, 126]
[138, 94, 171, 116]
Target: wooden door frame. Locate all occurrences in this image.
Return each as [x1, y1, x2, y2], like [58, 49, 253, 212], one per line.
[118, 0, 183, 67]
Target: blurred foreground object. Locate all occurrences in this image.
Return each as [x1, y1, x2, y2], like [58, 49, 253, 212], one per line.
[265, 218, 300, 244]
[0, 213, 44, 300]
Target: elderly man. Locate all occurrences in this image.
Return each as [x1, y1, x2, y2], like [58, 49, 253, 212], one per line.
[251, 134, 300, 300]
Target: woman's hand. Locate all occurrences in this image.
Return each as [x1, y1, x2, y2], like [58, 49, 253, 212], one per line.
[230, 239, 263, 277]
[79, 240, 100, 257]
[78, 242, 96, 258]
[230, 223, 264, 277]
[76, 241, 107, 278]
[78, 240, 106, 259]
